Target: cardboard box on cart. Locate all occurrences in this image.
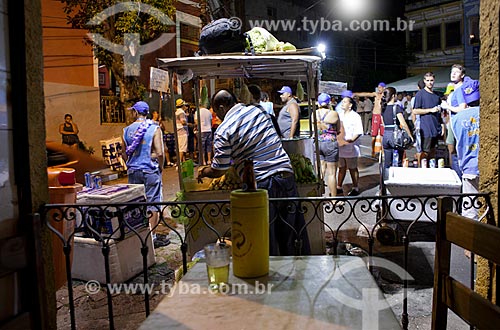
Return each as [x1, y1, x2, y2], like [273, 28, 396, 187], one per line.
[76, 184, 148, 239]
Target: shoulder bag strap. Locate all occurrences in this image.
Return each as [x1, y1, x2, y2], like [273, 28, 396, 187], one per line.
[246, 103, 282, 138]
[392, 104, 400, 129]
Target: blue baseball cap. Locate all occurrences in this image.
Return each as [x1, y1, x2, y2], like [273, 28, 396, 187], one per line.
[278, 86, 292, 94]
[318, 93, 331, 105]
[130, 101, 149, 115]
[378, 82, 386, 87]
[341, 90, 353, 98]
[461, 77, 480, 105]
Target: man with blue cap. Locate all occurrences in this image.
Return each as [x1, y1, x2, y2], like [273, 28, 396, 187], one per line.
[450, 78, 480, 222]
[354, 82, 386, 158]
[441, 64, 468, 180]
[277, 86, 300, 138]
[123, 101, 169, 248]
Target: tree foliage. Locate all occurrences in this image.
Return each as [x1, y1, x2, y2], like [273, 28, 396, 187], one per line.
[60, 0, 176, 101]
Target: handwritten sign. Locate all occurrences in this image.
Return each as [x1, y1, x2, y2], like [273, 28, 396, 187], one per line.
[149, 67, 169, 93]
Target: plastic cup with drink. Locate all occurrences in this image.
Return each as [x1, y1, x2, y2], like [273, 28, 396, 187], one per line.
[204, 243, 231, 292]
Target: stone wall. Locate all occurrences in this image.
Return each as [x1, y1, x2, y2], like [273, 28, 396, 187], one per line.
[478, 0, 499, 300]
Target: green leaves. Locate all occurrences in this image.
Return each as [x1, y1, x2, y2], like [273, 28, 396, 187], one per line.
[60, 0, 176, 99]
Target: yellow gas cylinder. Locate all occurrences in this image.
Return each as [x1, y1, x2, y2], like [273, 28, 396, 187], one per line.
[230, 189, 269, 278]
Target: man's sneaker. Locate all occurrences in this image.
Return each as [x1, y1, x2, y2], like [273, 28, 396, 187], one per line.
[336, 188, 344, 195]
[153, 234, 171, 248]
[348, 189, 360, 196]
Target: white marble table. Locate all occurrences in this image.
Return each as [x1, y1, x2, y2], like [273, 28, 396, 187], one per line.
[140, 256, 401, 330]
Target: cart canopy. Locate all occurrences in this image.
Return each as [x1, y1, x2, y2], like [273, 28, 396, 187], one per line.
[156, 54, 323, 80]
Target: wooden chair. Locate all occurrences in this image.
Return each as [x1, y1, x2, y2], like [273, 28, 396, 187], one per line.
[432, 197, 500, 329]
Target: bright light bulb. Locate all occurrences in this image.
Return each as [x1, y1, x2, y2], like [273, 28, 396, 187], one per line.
[317, 43, 326, 53]
[335, 0, 373, 19]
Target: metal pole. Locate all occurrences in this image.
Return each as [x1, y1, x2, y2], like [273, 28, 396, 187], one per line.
[158, 91, 162, 117]
[169, 70, 184, 191]
[308, 63, 323, 195]
[194, 78, 203, 165]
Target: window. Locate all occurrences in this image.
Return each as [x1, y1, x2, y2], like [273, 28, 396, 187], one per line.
[267, 6, 277, 19]
[180, 23, 199, 42]
[445, 21, 461, 47]
[98, 72, 105, 86]
[427, 25, 441, 50]
[469, 16, 479, 45]
[409, 28, 423, 52]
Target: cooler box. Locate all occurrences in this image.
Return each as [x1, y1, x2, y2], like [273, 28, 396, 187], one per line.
[384, 167, 462, 221]
[72, 226, 155, 283]
[76, 184, 148, 239]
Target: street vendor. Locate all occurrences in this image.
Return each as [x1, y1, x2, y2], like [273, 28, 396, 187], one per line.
[197, 89, 310, 256]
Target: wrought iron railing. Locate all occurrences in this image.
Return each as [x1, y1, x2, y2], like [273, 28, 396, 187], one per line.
[100, 96, 125, 124]
[40, 193, 493, 330]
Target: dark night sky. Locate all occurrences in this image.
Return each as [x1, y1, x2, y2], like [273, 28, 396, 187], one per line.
[313, 0, 408, 91]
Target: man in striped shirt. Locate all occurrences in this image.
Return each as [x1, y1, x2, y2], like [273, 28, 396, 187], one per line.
[198, 89, 310, 256]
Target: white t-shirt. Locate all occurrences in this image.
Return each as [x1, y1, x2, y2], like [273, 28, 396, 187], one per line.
[195, 107, 213, 133]
[339, 110, 363, 158]
[259, 101, 274, 116]
[175, 108, 188, 136]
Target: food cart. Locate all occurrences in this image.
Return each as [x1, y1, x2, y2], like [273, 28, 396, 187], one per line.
[156, 52, 325, 255]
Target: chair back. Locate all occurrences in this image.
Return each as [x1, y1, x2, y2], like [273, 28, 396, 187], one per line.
[432, 197, 500, 329]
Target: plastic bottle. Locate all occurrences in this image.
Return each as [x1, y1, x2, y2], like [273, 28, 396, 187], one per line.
[392, 149, 399, 167]
[421, 158, 428, 168]
[241, 160, 257, 192]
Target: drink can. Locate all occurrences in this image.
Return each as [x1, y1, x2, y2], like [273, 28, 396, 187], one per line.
[429, 159, 436, 168]
[413, 160, 418, 168]
[84, 172, 93, 188]
[403, 158, 409, 167]
[438, 158, 445, 168]
[94, 176, 102, 189]
[421, 159, 427, 168]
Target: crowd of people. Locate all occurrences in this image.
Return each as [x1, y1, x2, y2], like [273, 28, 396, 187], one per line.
[120, 63, 480, 251]
[313, 65, 480, 219]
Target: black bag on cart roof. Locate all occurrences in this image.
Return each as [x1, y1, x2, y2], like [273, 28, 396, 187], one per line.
[198, 18, 253, 55]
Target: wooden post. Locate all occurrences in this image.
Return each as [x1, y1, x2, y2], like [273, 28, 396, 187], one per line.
[431, 196, 454, 329]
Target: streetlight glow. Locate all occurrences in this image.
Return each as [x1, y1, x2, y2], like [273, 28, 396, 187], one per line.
[335, 0, 374, 19]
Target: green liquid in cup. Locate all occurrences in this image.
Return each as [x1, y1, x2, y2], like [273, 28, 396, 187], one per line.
[206, 264, 229, 291]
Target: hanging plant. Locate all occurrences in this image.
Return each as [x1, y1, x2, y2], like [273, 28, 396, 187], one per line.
[296, 81, 305, 102]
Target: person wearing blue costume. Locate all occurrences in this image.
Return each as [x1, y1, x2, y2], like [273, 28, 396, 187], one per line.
[441, 64, 470, 179]
[123, 101, 169, 248]
[450, 78, 480, 221]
